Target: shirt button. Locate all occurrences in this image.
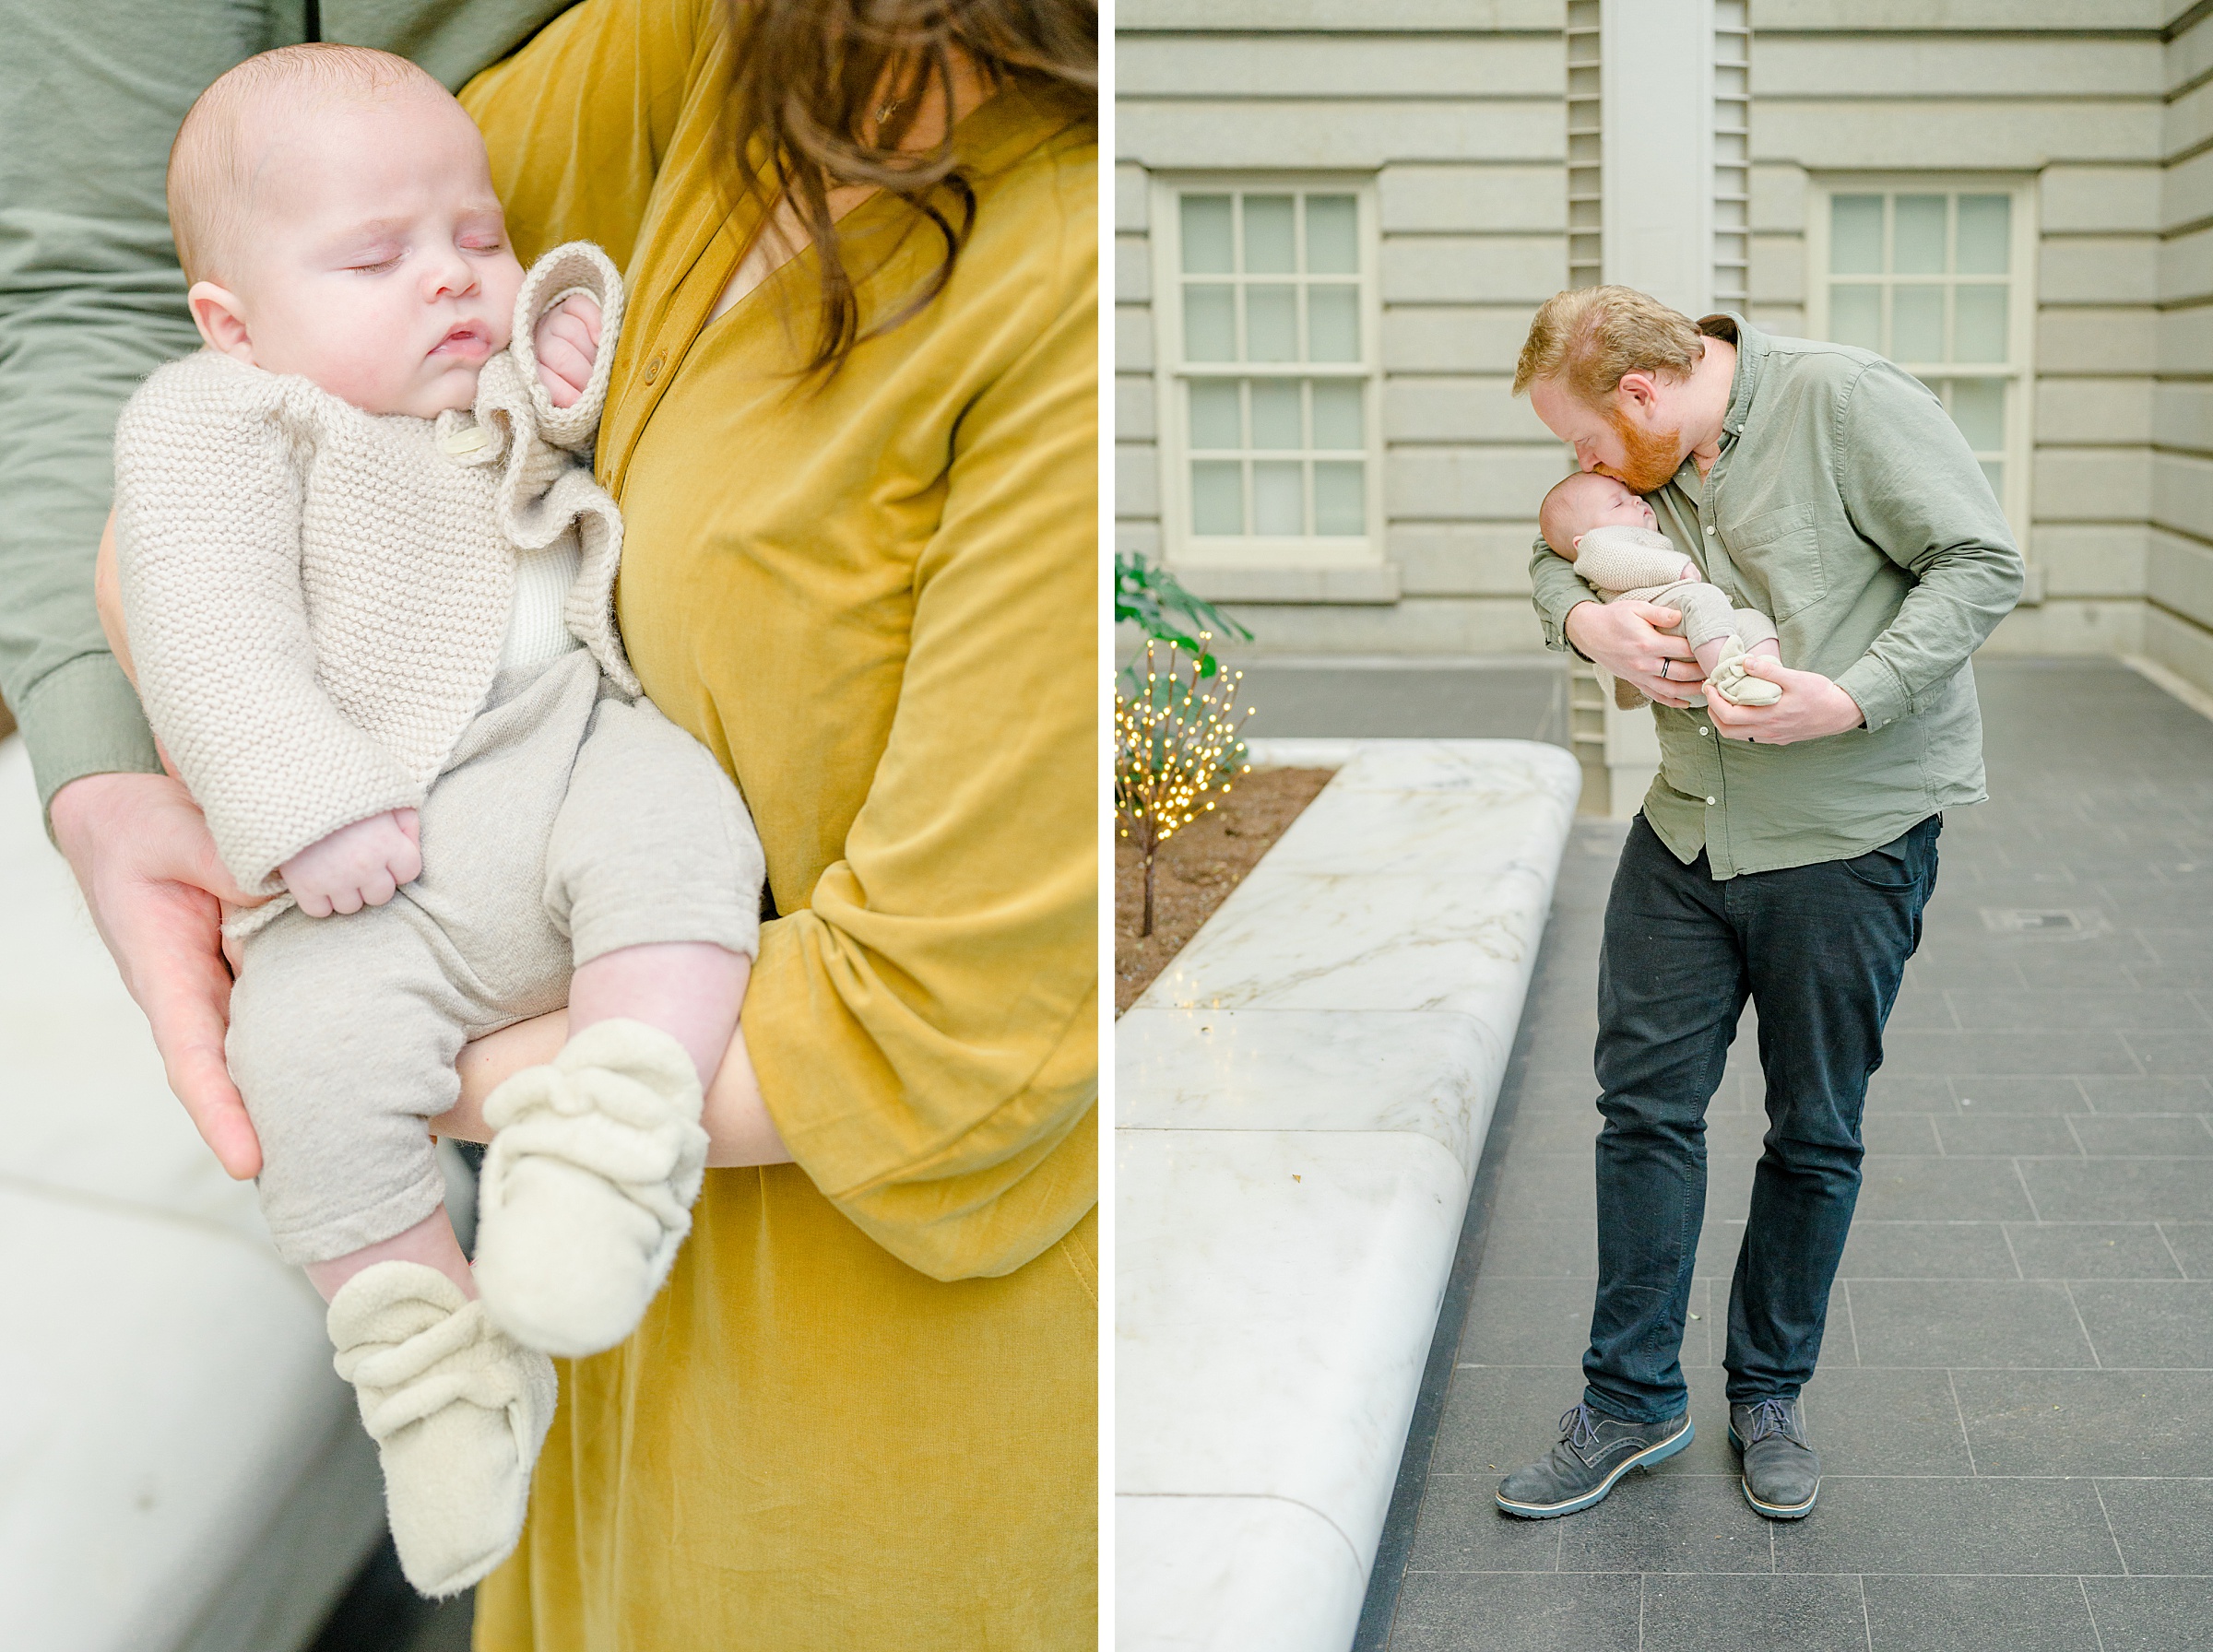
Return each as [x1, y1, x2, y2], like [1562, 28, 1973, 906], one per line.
[1698, 726, 1710, 736]
[1704, 525, 1716, 535]
[1707, 796, 1717, 805]
[643, 351, 666, 384]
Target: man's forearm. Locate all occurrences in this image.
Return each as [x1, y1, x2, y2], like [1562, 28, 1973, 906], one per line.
[1529, 536, 1600, 653]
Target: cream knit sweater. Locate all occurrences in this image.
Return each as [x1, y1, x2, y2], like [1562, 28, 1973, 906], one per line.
[114, 242, 639, 901]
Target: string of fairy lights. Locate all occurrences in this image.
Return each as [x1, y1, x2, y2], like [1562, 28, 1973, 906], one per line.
[1114, 634, 1256, 938]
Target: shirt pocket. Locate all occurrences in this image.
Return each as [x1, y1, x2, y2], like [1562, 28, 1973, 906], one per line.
[1727, 501, 1826, 625]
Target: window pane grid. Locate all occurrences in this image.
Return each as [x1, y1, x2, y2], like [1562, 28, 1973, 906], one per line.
[1826, 190, 2014, 372]
[1174, 186, 1374, 542]
[1820, 184, 2023, 516]
[1185, 378, 1367, 538]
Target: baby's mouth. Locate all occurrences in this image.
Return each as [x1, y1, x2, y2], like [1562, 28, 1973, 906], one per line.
[430, 323, 491, 361]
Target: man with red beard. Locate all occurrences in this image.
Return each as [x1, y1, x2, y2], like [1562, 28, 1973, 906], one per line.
[1493, 286, 2022, 1524]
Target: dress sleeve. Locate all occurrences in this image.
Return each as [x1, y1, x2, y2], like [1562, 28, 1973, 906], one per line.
[113, 368, 419, 892]
[459, 0, 716, 269]
[740, 162, 1099, 1284]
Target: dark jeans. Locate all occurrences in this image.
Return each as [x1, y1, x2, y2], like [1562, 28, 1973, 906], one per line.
[1582, 811, 1941, 1423]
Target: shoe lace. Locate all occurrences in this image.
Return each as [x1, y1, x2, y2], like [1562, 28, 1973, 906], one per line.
[1746, 1396, 1793, 1446]
[1556, 1403, 1603, 1461]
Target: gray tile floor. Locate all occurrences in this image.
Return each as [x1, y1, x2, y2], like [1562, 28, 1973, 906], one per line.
[1360, 657, 2213, 1652]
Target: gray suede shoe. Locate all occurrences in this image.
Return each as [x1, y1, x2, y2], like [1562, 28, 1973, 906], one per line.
[1730, 1396, 1820, 1518]
[1495, 1403, 1693, 1519]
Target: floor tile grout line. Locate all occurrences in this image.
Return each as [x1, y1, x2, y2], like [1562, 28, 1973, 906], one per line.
[2091, 1479, 2129, 1579]
[1947, 1368, 1979, 1477]
[1636, 1572, 1646, 1652]
[2156, 1221, 2191, 1280]
[2012, 1156, 2045, 1223]
[1856, 1572, 1875, 1652]
[1841, 1280, 1863, 1367]
[1999, 1222, 2026, 1281]
[2080, 1574, 2111, 1652]
[2063, 1279, 2105, 1369]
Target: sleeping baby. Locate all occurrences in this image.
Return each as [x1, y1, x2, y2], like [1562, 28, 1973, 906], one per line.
[1539, 470, 1783, 711]
[111, 44, 764, 1598]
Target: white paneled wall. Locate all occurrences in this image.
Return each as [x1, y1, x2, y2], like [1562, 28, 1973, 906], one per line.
[1118, 2, 1571, 646]
[1118, 1, 2213, 676]
[2149, 4, 2213, 690]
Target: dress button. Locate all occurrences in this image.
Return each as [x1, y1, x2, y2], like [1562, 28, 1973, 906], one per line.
[1698, 726, 1710, 736]
[643, 351, 666, 384]
[1704, 525, 1715, 535]
[1706, 796, 1717, 805]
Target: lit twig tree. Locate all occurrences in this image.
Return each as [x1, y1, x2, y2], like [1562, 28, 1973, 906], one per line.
[1115, 635, 1255, 938]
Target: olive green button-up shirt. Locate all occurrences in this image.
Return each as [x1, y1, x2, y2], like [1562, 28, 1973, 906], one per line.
[1530, 314, 2025, 879]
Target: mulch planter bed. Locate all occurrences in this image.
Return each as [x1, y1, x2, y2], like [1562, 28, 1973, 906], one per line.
[1114, 765, 1335, 1016]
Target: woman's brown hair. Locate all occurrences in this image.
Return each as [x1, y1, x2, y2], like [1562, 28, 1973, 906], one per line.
[716, 0, 1096, 380]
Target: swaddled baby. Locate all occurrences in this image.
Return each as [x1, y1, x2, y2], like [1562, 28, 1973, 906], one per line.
[1540, 470, 1783, 711]
[112, 44, 764, 1596]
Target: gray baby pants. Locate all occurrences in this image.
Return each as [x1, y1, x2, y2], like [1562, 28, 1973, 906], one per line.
[228, 649, 764, 1266]
[1621, 579, 1780, 653]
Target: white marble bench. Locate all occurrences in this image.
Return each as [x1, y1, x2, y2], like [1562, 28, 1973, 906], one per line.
[0, 739, 404, 1652]
[1116, 738, 1581, 1652]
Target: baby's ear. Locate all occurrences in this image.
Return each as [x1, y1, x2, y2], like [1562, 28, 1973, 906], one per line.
[1571, 533, 1587, 549]
[187, 282, 254, 364]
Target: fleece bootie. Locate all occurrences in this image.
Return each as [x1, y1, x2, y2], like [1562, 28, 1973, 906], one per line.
[472, 1018, 709, 1357]
[327, 1261, 558, 1599]
[1707, 634, 1782, 707]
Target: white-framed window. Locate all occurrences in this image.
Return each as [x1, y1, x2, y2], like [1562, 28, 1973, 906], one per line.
[1805, 176, 2037, 537]
[1149, 176, 1384, 570]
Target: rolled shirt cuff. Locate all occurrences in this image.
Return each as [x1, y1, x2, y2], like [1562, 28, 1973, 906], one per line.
[1541, 596, 1599, 657]
[18, 652, 161, 838]
[1833, 652, 1911, 733]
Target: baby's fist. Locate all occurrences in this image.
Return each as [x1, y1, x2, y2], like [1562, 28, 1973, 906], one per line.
[281, 808, 422, 918]
[534, 293, 603, 409]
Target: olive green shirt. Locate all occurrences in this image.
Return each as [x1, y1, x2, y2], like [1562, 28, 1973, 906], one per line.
[0, 0, 574, 825]
[1530, 315, 2025, 879]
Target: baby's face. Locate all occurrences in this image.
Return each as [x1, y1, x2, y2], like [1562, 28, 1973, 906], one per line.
[1565, 476, 1659, 543]
[196, 87, 525, 418]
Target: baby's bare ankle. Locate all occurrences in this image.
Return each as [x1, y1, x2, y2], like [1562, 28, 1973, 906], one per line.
[307, 1208, 474, 1304]
[570, 942, 751, 1086]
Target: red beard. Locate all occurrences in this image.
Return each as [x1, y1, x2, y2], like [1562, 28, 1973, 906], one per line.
[1601, 407, 1687, 494]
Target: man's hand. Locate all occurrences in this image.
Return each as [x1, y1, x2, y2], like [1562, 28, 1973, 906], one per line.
[1705, 655, 1866, 744]
[532, 293, 602, 409]
[51, 772, 264, 1179]
[1563, 599, 1705, 709]
[280, 809, 422, 917]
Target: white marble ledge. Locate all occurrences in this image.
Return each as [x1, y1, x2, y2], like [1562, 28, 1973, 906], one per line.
[0, 742, 266, 1239]
[1117, 1129, 1469, 1570]
[0, 1185, 352, 1652]
[1117, 1009, 1502, 1177]
[1248, 737, 1583, 799]
[1117, 1493, 1367, 1652]
[1117, 739, 1578, 1652]
[0, 738, 385, 1650]
[1138, 861, 1557, 1017]
[1137, 741, 1579, 1018]
[1257, 785, 1573, 880]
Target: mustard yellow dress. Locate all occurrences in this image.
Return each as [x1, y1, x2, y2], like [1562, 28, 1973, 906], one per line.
[459, 4, 1097, 1645]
